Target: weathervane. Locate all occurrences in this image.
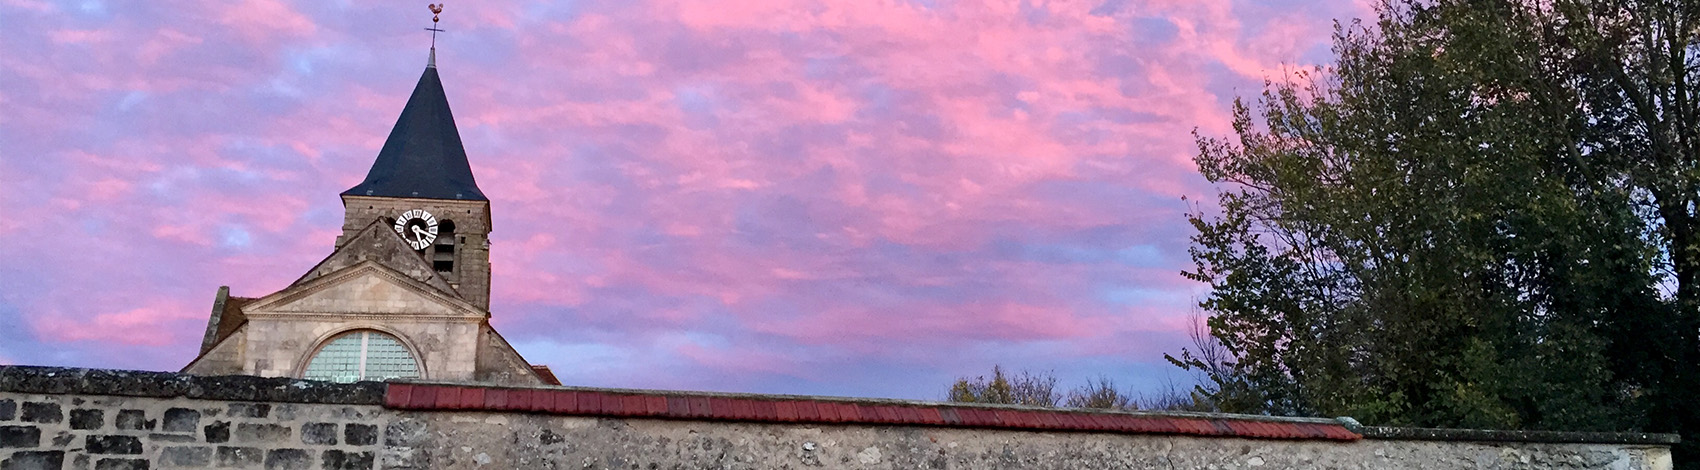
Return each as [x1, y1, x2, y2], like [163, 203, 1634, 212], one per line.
[426, 3, 445, 48]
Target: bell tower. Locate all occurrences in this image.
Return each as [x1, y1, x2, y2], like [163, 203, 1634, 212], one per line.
[336, 48, 493, 309]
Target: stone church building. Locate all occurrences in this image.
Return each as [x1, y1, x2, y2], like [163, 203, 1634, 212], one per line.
[181, 50, 555, 386]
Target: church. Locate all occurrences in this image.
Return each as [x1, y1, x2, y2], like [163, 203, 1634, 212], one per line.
[180, 48, 555, 386]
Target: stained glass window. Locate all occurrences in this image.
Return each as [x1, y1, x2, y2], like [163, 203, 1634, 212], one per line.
[302, 330, 420, 383]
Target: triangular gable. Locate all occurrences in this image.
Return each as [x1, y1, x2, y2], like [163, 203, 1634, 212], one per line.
[293, 219, 459, 296]
[245, 261, 486, 320]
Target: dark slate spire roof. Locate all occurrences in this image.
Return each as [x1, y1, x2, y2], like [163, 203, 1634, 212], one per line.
[343, 49, 488, 201]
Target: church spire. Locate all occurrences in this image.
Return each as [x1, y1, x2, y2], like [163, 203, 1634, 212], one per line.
[342, 11, 485, 202]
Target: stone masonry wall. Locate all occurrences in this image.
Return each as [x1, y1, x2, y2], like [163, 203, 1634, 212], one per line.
[383, 411, 1675, 470]
[0, 393, 382, 470]
[0, 367, 1678, 470]
[0, 394, 1674, 470]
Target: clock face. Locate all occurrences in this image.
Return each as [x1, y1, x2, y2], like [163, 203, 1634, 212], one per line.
[393, 209, 439, 250]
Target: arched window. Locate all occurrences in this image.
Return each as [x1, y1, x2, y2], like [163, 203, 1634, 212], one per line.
[302, 330, 421, 383]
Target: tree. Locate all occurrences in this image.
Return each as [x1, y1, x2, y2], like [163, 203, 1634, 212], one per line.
[1063, 377, 1136, 410]
[1181, 0, 1693, 455]
[946, 366, 1061, 407]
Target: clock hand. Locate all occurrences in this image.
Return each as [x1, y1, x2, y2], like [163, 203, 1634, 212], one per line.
[413, 225, 432, 239]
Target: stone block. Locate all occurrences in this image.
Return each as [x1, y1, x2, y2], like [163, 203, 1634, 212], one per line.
[382, 419, 425, 447]
[147, 433, 197, 443]
[216, 446, 263, 467]
[319, 450, 372, 470]
[227, 404, 269, 419]
[235, 424, 290, 444]
[0, 399, 14, 421]
[85, 435, 142, 454]
[162, 409, 199, 433]
[0, 426, 41, 448]
[92, 458, 148, 470]
[69, 410, 103, 430]
[50, 431, 73, 447]
[161, 446, 213, 467]
[114, 411, 149, 431]
[20, 403, 61, 424]
[204, 421, 230, 444]
[0, 451, 64, 470]
[263, 449, 309, 470]
[342, 424, 376, 447]
[300, 423, 336, 446]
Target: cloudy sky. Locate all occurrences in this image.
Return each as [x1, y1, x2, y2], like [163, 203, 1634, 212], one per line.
[1, 0, 1366, 399]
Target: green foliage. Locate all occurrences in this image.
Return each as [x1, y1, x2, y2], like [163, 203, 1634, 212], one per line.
[1063, 376, 1136, 410]
[946, 366, 1061, 407]
[1183, 0, 1698, 461]
[948, 367, 1214, 411]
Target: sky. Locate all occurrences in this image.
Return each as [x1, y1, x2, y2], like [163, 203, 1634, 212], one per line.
[0, 0, 1368, 400]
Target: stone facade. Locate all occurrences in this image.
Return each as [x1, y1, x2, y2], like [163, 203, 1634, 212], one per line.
[182, 220, 542, 385]
[335, 196, 492, 311]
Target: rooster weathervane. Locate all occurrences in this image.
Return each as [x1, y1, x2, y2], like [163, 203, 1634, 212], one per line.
[426, 3, 445, 48]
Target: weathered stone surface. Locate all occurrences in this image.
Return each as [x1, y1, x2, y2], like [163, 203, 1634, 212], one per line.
[382, 420, 425, 448]
[160, 446, 212, 467]
[226, 404, 268, 419]
[0, 371, 1681, 470]
[85, 435, 142, 455]
[1361, 426, 1684, 445]
[203, 422, 229, 444]
[91, 458, 147, 470]
[235, 424, 289, 444]
[18, 404, 58, 424]
[0, 427, 40, 449]
[1, 451, 63, 470]
[341, 425, 375, 447]
[161, 409, 198, 433]
[112, 411, 147, 431]
[262, 449, 308, 470]
[215, 446, 262, 467]
[0, 367, 384, 405]
[0, 401, 14, 422]
[319, 450, 371, 470]
[69, 410, 102, 431]
[299, 424, 335, 446]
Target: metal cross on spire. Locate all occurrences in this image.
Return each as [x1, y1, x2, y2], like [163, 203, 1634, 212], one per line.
[426, 3, 446, 49]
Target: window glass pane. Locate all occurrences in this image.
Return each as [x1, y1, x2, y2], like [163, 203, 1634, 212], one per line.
[302, 334, 364, 383]
[362, 333, 420, 380]
[302, 331, 421, 383]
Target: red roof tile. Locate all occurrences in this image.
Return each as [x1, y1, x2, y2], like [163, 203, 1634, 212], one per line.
[383, 383, 1359, 441]
[577, 392, 601, 414]
[408, 385, 438, 409]
[754, 401, 778, 420]
[485, 389, 509, 410]
[938, 407, 961, 425]
[795, 401, 820, 421]
[385, 384, 413, 408]
[687, 397, 710, 418]
[550, 390, 577, 414]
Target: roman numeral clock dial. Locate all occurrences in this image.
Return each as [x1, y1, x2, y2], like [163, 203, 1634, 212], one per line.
[393, 209, 439, 250]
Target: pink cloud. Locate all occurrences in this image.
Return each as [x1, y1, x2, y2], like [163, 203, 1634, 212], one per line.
[34, 301, 202, 347]
[1, 0, 1356, 398]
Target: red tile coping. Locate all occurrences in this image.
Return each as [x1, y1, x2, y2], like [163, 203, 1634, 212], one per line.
[384, 383, 1360, 441]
